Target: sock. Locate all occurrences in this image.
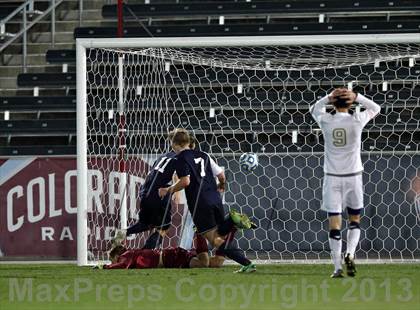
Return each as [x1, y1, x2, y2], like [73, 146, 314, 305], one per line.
[142, 231, 163, 249]
[346, 222, 360, 259]
[217, 240, 251, 266]
[217, 216, 235, 236]
[194, 233, 208, 254]
[329, 229, 342, 271]
[215, 227, 237, 257]
[126, 221, 149, 236]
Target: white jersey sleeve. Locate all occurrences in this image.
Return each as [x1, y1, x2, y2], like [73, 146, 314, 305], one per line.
[310, 95, 329, 126]
[205, 153, 223, 176]
[354, 93, 381, 126]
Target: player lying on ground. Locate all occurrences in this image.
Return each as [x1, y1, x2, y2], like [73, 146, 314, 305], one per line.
[113, 133, 227, 249]
[310, 88, 380, 278]
[102, 233, 225, 269]
[159, 129, 257, 273]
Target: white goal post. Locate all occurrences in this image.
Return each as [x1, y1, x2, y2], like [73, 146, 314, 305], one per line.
[77, 34, 420, 266]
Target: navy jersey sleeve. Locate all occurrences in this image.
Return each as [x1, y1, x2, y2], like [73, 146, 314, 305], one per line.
[175, 155, 190, 178]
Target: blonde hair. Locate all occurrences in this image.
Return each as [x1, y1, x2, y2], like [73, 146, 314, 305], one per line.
[189, 136, 198, 149]
[108, 245, 126, 262]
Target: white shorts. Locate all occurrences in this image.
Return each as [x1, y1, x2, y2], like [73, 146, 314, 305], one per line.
[322, 173, 364, 214]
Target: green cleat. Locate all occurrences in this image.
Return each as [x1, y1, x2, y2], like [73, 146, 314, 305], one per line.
[234, 263, 256, 273]
[344, 254, 357, 277]
[230, 210, 253, 229]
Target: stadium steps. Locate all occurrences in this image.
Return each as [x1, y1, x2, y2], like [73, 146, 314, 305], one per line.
[58, 8, 105, 21]
[0, 65, 76, 77]
[3, 42, 75, 56]
[0, 0, 104, 101]
[5, 20, 106, 34]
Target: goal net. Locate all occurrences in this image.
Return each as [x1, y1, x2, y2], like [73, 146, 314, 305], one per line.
[77, 35, 420, 265]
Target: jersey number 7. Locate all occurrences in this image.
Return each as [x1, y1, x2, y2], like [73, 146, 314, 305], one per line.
[194, 158, 206, 177]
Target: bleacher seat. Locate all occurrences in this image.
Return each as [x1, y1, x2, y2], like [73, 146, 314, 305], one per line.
[46, 50, 76, 63]
[102, 1, 420, 19]
[74, 21, 420, 39]
[0, 145, 76, 156]
[1, 96, 76, 111]
[17, 73, 76, 87]
[0, 119, 75, 134]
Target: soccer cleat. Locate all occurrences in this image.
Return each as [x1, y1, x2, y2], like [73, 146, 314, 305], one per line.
[344, 254, 357, 277]
[249, 220, 258, 229]
[112, 229, 127, 247]
[234, 263, 256, 273]
[330, 269, 344, 278]
[230, 210, 253, 229]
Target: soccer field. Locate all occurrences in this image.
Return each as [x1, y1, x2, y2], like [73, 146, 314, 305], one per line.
[0, 264, 418, 310]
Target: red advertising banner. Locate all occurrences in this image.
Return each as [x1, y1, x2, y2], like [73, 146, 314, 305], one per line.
[0, 157, 78, 258]
[0, 157, 186, 259]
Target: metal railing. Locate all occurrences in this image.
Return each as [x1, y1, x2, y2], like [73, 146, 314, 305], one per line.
[0, 0, 64, 73]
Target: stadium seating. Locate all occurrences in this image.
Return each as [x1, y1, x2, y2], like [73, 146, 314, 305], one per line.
[73, 22, 420, 38]
[0, 96, 76, 112]
[102, 1, 420, 19]
[1, 0, 419, 156]
[45, 49, 76, 63]
[16, 63, 420, 87]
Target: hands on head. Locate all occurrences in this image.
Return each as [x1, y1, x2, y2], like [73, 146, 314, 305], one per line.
[329, 88, 357, 105]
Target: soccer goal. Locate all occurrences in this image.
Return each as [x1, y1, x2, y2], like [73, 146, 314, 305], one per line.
[77, 34, 420, 266]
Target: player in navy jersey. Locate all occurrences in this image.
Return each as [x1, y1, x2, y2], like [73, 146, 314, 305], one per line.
[113, 149, 178, 250]
[159, 129, 256, 273]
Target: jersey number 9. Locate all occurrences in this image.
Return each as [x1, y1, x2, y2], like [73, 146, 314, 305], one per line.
[332, 128, 347, 147]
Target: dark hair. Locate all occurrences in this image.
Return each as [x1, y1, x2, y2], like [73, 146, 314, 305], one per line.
[332, 96, 352, 109]
[171, 128, 190, 147]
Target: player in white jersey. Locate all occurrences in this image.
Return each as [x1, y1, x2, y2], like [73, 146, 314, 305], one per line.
[310, 88, 380, 278]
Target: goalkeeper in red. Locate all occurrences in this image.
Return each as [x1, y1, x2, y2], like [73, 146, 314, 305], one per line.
[310, 88, 380, 278]
[102, 234, 225, 269]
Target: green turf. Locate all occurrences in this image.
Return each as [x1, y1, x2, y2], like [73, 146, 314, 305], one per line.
[0, 264, 418, 310]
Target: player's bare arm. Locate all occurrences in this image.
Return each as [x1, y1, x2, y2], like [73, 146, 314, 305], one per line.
[217, 171, 226, 192]
[158, 175, 190, 198]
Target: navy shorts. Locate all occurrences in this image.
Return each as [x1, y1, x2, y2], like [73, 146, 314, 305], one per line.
[189, 201, 225, 234]
[139, 194, 172, 230]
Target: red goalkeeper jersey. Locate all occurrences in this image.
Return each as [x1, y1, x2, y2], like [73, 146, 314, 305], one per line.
[104, 249, 160, 269]
[103, 247, 195, 269]
[162, 247, 196, 268]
